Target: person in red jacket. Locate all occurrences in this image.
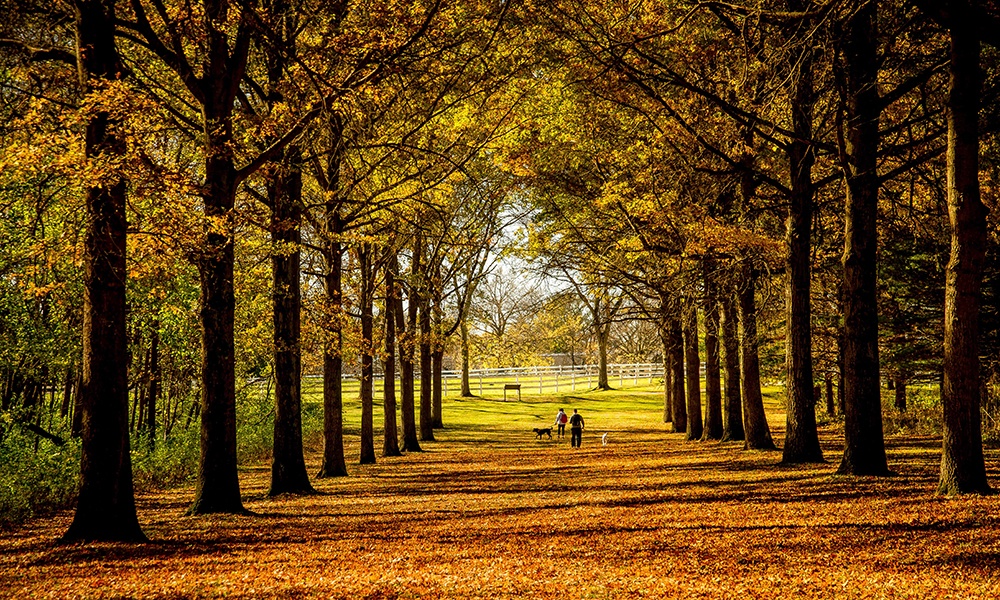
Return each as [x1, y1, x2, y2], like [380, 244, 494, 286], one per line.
[554, 408, 569, 439]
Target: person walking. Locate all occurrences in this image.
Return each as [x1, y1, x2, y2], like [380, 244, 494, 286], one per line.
[569, 409, 585, 448]
[554, 408, 568, 439]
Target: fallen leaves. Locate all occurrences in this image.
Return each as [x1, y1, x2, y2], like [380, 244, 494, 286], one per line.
[2, 417, 1000, 599]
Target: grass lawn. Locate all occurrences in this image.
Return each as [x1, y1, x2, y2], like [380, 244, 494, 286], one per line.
[3, 386, 1000, 598]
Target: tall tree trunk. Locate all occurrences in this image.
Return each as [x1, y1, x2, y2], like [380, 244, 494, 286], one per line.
[939, 9, 990, 495]
[669, 311, 687, 433]
[460, 316, 473, 397]
[63, 0, 144, 542]
[269, 147, 314, 494]
[359, 244, 377, 465]
[318, 209, 348, 478]
[661, 329, 672, 424]
[187, 0, 251, 515]
[382, 255, 402, 457]
[596, 300, 611, 389]
[720, 288, 744, 442]
[737, 265, 774, 450]
[781, 2, 823, 463]
[702, 261, 723, 441]
[146, 324, 159, 447]
[683, 298, 703, 441]
[838, 0, 889, 476]
[893, 374, 907, 412]
[419, 297, 435, 441]
[431, 281, 444, 429]
[826, 373, 835, 416]
[399, 251, 422, 453]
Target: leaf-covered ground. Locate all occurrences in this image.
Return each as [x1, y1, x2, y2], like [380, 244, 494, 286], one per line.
[3, 390, 1000, 599]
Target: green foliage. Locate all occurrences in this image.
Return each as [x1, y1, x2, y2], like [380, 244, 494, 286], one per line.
[131, 429, 200, 490]
[0, 428, 79, 529]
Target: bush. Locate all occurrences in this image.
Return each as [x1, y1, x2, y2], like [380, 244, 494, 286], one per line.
[131, 428, 200, 489]
[0, 429, 80, 529]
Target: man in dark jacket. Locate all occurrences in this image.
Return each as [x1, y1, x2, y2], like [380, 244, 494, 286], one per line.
[569, 409, 585, 448]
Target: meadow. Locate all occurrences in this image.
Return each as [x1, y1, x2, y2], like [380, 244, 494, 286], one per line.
[2, 386, 1000, 599]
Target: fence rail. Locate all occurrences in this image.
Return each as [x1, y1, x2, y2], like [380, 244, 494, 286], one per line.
[304, 363, 664, 398]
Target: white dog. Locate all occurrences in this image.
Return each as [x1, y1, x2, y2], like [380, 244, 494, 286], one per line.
[601, 432, 608, 446]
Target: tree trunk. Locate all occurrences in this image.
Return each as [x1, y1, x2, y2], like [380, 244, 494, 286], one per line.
[596, 304, 611, 390]
[417, 245, 435, 442]
[661, 330, 672, 424]
[146, 324, 159, 447]
[781, 2, 823, 464]
[737, 264, 774, 450]
[382, 255, 402, 457]
[268, 147, 314, 494]
[720, 288, 744, 442]
[399, 253, 421, 453]
[683, 298, 703, 441]
[318, 211, 347, 478]
[939, 10, 990, 495]
[62, 0, 145, 542]
[670, 312, 687, 433]
[894, 374, 907, 412]
[838, 0, 889, 476]
[186, 0, 252, 514]
[431, 281, 444, 429]
[702, 261, 723, 441]
[359, 244, 377, 465]
[460, 316, 473, 397]
[826, 373, 835, 416]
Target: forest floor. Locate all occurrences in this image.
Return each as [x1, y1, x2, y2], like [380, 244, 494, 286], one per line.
[2, 387, 1000, 599]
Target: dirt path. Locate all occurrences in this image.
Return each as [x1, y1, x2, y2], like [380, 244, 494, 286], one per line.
[3, 420, 1000, 598]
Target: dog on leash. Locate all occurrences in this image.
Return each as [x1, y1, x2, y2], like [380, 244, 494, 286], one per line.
[533, 427, 553, 439]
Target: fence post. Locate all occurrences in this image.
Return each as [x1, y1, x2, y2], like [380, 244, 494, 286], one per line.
[479, 372, 483, 396]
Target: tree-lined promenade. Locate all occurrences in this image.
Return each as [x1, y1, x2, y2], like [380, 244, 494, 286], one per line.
[3, 0, 1000, 569]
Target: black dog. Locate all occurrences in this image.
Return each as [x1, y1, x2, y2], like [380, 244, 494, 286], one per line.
[533, 427, 553, 439]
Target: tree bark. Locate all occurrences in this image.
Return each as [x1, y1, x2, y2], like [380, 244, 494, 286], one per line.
[318, 208, 348, 478]
[661, 329, 672, 424]
[670, 311, 687, 433]
[702, 261, 723, 441]
[939, 8, 990, 494]
[737, 264, 775, 450]
[683, 298, 703, 441]
[359, 244, 377, 465]
[825, 373, 835, 416]
[893, 374, 907, 412]
[268, 147, 314, 495]
[417, 244, 435, 442]
[146, 324, 159, 447]
[781, 1, 823, 463]
[399, 251, 422, 453]
[837, 0, 889, 476]
[431, 280, 444, 429]
[460, 316, 473, 397]
[720, 287, 744, 442]
[62, 0, 145, 542]
[186, 0, 253, 515]
[382, 255, 402, 457]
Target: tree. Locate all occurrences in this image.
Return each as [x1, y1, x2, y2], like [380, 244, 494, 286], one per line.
[264, 0, 313, 496]
[780, 0, 823, 464]
[702, 259, 724, 441]
[62, 0, 145, 542]
[683, 296, 703, 441]
[836, 0, 890, 476]
[915, 0, 997, 495]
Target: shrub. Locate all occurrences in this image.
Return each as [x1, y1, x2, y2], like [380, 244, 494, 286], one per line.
[0, 429, 80, 529]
